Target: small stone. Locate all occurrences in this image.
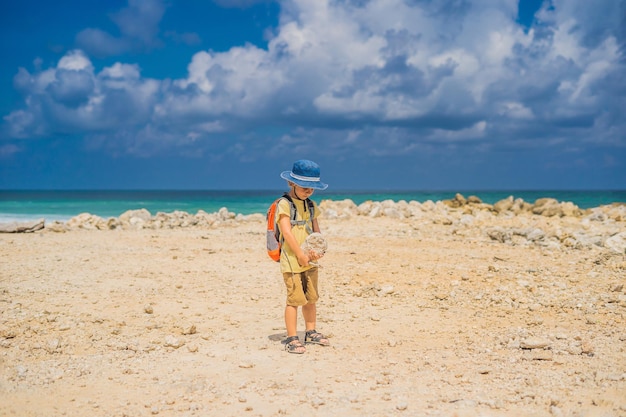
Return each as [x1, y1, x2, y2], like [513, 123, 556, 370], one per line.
[239, 362, 255, 369]
[581, 341, 594, 355]
[396, 401, 408, 410]
[46, 339, 60, 353]
[181, 324, 196, 335]
[380, 285, 395, 295]
[520, 337, 550, 349]
[144, 305, 154, 314]
[0, 327, 17, 339]
[311, 397, 325, 408]
[164, 335, 184, 349]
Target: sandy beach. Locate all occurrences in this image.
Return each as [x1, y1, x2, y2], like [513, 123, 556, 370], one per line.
[1, 197, 625, 417]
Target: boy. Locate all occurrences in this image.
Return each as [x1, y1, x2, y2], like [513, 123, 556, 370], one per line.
[277, 160, 330, 354]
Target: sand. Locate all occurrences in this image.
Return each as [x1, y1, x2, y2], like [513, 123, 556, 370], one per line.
[1, 213, 625, 416]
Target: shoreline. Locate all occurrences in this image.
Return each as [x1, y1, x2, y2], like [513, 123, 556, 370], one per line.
[1, 193, 625, 225]
[3, 193, 625, 255]
[1, 191, 625, 224]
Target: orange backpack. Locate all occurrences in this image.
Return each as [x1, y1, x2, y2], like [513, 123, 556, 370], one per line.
[266, 193, 315, 262]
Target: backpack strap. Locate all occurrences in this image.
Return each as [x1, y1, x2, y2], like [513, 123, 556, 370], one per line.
[278, 193, 314, 237]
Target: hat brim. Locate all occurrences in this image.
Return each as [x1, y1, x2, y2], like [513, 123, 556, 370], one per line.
[280, 171, 328, 190]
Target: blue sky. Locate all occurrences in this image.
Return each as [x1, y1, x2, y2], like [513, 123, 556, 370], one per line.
[1, 0, 624, 190]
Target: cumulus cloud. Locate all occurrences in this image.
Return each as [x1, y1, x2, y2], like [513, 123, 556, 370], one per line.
[3, 0, 625, 162]
[6, 50, 160, 139]
[75, 0, 166, 56]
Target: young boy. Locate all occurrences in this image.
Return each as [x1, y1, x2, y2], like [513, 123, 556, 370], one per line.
[277, 159, 330, 354]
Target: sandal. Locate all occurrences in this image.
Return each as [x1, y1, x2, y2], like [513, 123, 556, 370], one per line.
[284, 336, 306, 354]
[305, 329, 330, 346]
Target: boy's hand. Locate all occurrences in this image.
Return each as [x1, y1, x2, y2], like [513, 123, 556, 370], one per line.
[296, 251, 310, 267]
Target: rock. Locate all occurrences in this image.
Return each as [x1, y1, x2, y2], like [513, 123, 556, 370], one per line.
[511, 198, 532, 214]
[520, 337, 551, 349]
[486, 227, 511, 243]
[560, 201, 583, 217]
[467, 195, 483, 204]
[604, 232, 626, 254]
[45, 221, 67, 233]
[180, 324, 196, 335]
[581, 341, 594, 355]
[396, 401, 408, 410]
[383, 207, 404, 219]
[533, 198, 563, 217]
[164, 335, 184, 349]
[379, 285, 395, 295]
[525, 228, 546, 242]
[494, 196, 514, 213]
[217, 207, 235, 221]
[0, 218, 45, 233]
[443, 193, 466, 208]
[238, 362, 254, 369]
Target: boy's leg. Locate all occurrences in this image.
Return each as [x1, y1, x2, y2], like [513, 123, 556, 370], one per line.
[302, 303, 317, 331]
[284, 272, 306, 336]
[285, 305, 299, 337]
[302, 269, 321, 331]
[284, 305, 305, 353]
[282, 272, 307, 353]
[303, 303, 329, 345]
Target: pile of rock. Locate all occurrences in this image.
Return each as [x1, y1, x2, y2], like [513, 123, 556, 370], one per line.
[29, 194, 626, 255]
[45, 208, 263, 232]
[319, 194, 624, 221]
[318, 194, 626, 254]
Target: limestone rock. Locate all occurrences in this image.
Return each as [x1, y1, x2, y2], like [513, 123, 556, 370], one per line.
[0, 218, 45, 233]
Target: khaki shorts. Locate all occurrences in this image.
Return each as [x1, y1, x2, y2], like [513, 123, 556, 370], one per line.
[283, 268, 319, 306]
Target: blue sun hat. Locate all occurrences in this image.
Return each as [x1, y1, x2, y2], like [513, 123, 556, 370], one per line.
[280, 159, 328, 190]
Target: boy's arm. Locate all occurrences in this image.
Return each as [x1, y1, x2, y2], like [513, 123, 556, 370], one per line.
[312, 218, 321, 233]
[278, 214, 310, 267]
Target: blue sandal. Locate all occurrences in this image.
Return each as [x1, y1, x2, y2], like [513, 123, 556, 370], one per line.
[284, 336, 306, 354]
[305, 329, 330, 346]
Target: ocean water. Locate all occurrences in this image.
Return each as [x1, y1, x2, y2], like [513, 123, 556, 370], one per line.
[1, 189, 625, 223]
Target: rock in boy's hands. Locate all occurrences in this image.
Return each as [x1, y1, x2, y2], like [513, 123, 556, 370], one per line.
[301, 233, 327, 260]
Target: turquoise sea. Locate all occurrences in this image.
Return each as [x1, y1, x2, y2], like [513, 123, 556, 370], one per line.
[1, 190, 625, 223]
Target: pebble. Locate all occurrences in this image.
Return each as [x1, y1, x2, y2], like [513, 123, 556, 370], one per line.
[238, 362, 255, 369]
[164, 335, 184, 349]
[396, 401, 408, 410]
[520, 337, 550, 349]
[380, 285, 395, 295]
[180, 324, 196, 335]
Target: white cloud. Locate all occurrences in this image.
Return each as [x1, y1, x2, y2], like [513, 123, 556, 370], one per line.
[3, 0, 625, 159]
[76, 0, 166, 57]
[5, 50, 160, 137]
